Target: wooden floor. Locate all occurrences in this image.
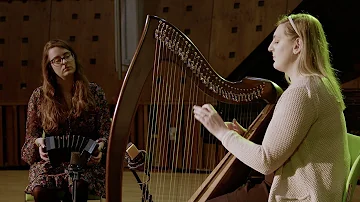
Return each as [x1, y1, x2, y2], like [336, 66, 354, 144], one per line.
[1, 170, 360, 202]
[0, 170, 208, 202]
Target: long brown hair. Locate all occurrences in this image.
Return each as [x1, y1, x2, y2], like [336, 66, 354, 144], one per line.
[41, 39, 95, 132]
[277, 13, 345, 110]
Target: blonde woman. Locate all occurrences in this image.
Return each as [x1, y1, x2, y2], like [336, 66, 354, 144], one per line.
[193, 13, 350, 202]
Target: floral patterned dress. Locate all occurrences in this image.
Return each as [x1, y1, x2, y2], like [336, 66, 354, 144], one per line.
[21, 83, 111, 197]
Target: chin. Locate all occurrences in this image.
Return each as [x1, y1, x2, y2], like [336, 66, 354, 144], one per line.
[273, 64, 285, 73]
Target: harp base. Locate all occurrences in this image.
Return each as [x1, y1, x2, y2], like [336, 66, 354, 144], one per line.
[129, 169, 153, 202]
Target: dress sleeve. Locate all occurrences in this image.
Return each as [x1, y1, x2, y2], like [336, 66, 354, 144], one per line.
[93, 84, 111, 151]
[21, 88, 43, 165]
[218, 86, 318, 175]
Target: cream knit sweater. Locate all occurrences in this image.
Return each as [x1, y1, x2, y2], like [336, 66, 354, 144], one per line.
[219, 76, 350, 202]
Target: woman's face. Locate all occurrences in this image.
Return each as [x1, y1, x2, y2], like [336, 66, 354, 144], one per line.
[268, 24, 296, 73]
[48, 47, 76, 80]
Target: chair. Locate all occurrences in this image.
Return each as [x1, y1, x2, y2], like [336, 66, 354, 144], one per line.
[342, 133, 360, 202]
[25, 192, 105, 202]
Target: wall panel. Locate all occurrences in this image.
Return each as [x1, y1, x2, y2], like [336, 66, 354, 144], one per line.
[287, 0, 303, 13]
[0, 2, 18, 105]
[0, 0, 119, 168]
[143, 0, 213, 59]
[49, 0, 121, 104]
[209, 0, 301, 78]
[0, 1, 50, 105]
[0, 106, 3, 167]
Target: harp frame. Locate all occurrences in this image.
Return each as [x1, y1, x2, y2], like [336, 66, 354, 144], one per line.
[106, 15, 283, 202]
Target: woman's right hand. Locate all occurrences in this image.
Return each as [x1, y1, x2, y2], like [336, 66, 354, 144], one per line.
[35, 138, 49, 161]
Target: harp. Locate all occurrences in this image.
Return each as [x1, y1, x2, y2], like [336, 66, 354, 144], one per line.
[45, 135, 98, 168]
[106, 15, 283, 202]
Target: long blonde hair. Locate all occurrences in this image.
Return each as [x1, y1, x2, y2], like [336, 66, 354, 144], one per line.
[41, 39, 95, 132]
[277, 13, 345, 110]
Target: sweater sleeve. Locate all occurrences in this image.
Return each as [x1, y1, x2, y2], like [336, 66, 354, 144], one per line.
[219, 86, 317, 175]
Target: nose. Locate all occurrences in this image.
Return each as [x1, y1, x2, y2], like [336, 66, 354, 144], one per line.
[268, 42, 273, 52]
[61, 58, 69, 65]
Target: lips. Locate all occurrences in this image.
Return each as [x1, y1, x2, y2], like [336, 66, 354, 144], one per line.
[63, 66, 71, 71]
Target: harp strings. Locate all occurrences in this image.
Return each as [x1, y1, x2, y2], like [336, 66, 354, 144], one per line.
[142, 23, 264, 201]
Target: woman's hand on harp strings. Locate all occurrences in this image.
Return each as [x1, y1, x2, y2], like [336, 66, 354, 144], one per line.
[193, 104, 230, 140]
[35, 138, 49, 161]
[225, 119, 247, 136]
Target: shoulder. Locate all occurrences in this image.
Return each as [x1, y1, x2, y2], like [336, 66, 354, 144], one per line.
[280, 85, 313, 104]
[89, 82, 107, 100]
[283, 76, 323, 101]
[89, 82, 105, 95]
[277, 78, 319, 111]
[29, 86, 43, 100]
[27, 86, 44, 109]
[277, 76, 322, 116]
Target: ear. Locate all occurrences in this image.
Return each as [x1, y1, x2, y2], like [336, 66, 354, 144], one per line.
[293, 38, 303, 54]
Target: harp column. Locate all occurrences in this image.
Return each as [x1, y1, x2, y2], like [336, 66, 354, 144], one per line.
[114, 0, 145, 79]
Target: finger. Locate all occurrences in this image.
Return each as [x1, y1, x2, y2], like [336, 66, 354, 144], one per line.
[40, 152, 48, 158]
[41, 153, 49, 161]
[193, 109, 206, 119]
[97, 142, 104, 151]
[93, 152, 102, 160]
[233, 119, 242, 128]
[226, 122, 235, 130]
[202, 104, 217, 114]
[194, 108, 211, 118]
[194, 114, 205, 122]
[193, 105, 203, 115]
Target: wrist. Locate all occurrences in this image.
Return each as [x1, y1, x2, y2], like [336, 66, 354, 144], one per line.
[214, 128, 231, 141]
[34, 139, 40, 147]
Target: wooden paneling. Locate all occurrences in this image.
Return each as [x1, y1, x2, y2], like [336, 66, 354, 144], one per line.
[0, 0, 120, 105]
[0, 106, 3, 167]
[18, 105, 27, 166]
[209, 0, 302, 78]
[143, 0, 214, 59]
[49, 0, 121, 104]
[0, 105, 27, 167]
[5, 106, 18, 166]
[342, 77, 360, 89]
[0, 1, 50, 105]
[287, 0, 303, 13]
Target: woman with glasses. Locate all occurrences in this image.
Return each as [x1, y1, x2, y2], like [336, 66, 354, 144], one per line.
[193, 13, 350, 202]
[21, 39, 111, 202]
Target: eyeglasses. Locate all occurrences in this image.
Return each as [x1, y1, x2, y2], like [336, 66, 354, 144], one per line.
[50, 52, 74, 66]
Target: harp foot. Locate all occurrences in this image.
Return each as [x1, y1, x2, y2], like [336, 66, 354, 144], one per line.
[129, 169, 153, 202]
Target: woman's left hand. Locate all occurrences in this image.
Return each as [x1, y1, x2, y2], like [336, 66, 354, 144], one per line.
[87, 143, 104, 166]
[193, 104, 229, 139]
[87, 151, 102, 166]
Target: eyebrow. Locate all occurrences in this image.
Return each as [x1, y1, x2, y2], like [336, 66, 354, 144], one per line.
[272, 34, 280, 40]
[50, 51, 71, 61]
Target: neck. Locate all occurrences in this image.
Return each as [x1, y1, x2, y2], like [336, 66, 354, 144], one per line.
[286, 54, 304, 83]
[57, 76, 74, 94]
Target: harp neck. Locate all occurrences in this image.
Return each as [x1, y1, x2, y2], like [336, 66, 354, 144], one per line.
[154, 17, 283, 104]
